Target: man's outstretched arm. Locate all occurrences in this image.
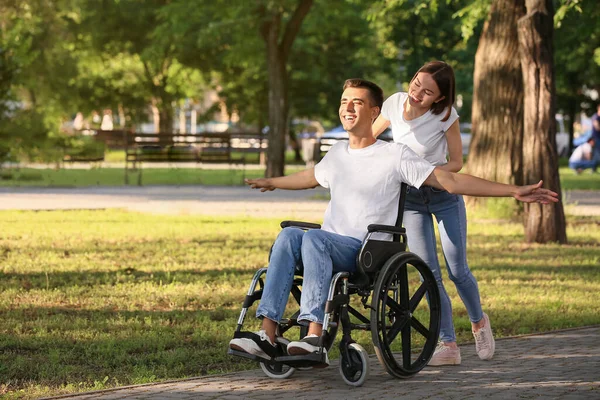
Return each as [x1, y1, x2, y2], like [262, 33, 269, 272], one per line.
[245, 167, 319, 192]
[424, 168, 560, 204]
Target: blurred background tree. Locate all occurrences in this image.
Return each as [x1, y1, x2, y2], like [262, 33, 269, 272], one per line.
[0, 0, 597, 227]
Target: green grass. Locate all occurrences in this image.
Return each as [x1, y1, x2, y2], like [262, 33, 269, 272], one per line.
[556, 166, 600, 190]
[0, 168, 266, 187]
[1, 163, 597, 189]
[0, 209, 599, 398]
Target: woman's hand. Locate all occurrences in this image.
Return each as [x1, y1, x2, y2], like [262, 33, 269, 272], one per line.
[513, 180, 559, 204]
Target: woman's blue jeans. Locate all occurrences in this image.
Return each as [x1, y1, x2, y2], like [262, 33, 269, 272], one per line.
[256, 227, 361, 325]
[404, 186, 483, 343]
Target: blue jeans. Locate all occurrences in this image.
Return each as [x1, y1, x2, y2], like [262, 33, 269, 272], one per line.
[569, 160, 597, 172]
[404, 186, 483, 343]
[256, 227, 362, 325]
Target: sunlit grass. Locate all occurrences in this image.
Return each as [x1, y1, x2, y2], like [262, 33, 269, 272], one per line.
[0, 209, 598, 399]
[0, 164, 596, 190]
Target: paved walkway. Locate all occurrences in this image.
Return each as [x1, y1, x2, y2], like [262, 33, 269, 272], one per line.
[0, 185, 330, 220]
[45, 326, 600, 400]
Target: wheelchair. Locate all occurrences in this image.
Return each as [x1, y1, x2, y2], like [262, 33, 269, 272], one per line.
[228, 183, 441, 386]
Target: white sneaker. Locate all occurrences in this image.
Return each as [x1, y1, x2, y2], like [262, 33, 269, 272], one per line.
[473, 313, 495, 360]
[428, 342, 461, 366]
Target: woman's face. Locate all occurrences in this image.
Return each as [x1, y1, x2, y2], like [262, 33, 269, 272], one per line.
[408, 72, 444, 110]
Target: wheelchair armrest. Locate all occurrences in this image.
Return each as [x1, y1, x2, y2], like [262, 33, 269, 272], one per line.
[280, 220, 322, 230]
[367, 224, 406, 235]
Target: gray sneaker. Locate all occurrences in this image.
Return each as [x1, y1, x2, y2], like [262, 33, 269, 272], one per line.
[287, 334, 329, 367]
[473, 313, 495, 360]
[428, 342, 461, 366]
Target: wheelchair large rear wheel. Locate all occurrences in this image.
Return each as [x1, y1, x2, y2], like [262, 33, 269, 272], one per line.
[371, 252, 441, 377]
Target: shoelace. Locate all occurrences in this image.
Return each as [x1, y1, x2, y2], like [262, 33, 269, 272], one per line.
[435, 343, 453, 353]
[473, 329, 490, 350]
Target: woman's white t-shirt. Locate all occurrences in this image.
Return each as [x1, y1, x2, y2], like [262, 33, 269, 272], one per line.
[381, 92, 459, 166]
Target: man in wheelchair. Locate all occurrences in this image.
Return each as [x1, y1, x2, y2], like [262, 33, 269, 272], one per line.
[230, 79, 558, 369]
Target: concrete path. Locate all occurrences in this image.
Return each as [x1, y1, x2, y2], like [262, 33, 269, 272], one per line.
[0, 185, 330, 220]
[45, 326, 600, 400]
[1, 186, 599, 218]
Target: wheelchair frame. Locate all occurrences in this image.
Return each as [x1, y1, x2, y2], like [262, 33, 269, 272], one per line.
[229, 183, 442, 386]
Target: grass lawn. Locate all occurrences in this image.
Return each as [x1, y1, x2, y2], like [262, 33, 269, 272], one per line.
[0, 209, 599, 399]
[1, 161, 598, 190]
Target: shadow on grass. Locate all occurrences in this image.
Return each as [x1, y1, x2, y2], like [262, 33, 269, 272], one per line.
[0, 267, 263, 291]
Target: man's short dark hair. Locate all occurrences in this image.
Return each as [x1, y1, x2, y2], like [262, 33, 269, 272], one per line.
[343, 79, 384, 109]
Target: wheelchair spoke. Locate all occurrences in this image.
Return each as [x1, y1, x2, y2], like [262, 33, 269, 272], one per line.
[383, 294, 403, 315]
[401, 322, 412, 369]
[408, 282, 427, 313]
[385, 310, 410, 343]
[410, 316, 430, 338]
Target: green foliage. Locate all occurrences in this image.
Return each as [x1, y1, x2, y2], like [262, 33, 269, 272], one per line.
[553, 0, 600, 119]
[76, 0, 210, 131]
[0, 109, 64, 164]
[366, 0, 482, 121]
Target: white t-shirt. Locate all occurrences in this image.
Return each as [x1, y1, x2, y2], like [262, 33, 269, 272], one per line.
[314, 140, 435, 241]
[569, 142, 592, 163]
[381, 92, 459, 166]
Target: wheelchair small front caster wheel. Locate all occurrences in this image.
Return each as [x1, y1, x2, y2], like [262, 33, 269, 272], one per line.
[339, 343, 369, 386]
[260, 361, 295, 379]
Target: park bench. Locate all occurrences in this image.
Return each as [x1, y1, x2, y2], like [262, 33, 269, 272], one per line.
[62, 129, 130, 164]
[124, 132, 251, 185]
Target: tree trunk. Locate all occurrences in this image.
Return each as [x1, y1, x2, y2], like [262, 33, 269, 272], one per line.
[518, 0, 567, 243]
[260, 0, 313, 178]
[467, 0, 526, 205]
[264, 14, 287, 178]
[158, 103, 174, 133]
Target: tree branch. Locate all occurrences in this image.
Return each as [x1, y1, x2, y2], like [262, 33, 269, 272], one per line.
[280, 0, 313, 61]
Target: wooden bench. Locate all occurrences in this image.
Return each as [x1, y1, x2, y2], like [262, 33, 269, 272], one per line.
[124, 132, 246, 185]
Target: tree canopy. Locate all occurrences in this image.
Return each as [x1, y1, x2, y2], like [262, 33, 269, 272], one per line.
[0, 0, 597, 174]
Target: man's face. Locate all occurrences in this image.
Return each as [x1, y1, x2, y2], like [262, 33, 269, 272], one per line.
[339, 87, 378, 133]
[408, 72, 444, 109]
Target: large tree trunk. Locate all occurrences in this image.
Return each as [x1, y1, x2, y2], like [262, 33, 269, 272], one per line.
[158, 105, 174, 133]
[518, 0, 567, 243]
[150, 96, 174, 133]
[467, 0, 526, 204]
[264, 13, 288, 178]
[260, 0, 313, 178]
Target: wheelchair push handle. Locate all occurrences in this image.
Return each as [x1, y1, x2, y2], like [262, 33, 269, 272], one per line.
[280, 221, 322, 230]
[367, 224, 406, 235]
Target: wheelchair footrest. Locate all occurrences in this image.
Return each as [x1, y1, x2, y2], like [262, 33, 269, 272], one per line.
[228, 348, 328, 368]
[275, 352, 328, 368]
[228, 348, 268, 363]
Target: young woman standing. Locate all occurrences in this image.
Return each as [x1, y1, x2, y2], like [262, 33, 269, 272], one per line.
[372, 61, 494, 366]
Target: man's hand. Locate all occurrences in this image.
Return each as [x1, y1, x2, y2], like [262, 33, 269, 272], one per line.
[513, 180, 559, 204]
[244, 168, 319, 191]
[245, 178, 275, 192]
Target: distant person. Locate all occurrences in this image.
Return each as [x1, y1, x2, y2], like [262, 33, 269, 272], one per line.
[569, 134, 597, 174]
[592, 104, 600, 163]
[73, 112, 84, 131]
[101, 110, 113, 131]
